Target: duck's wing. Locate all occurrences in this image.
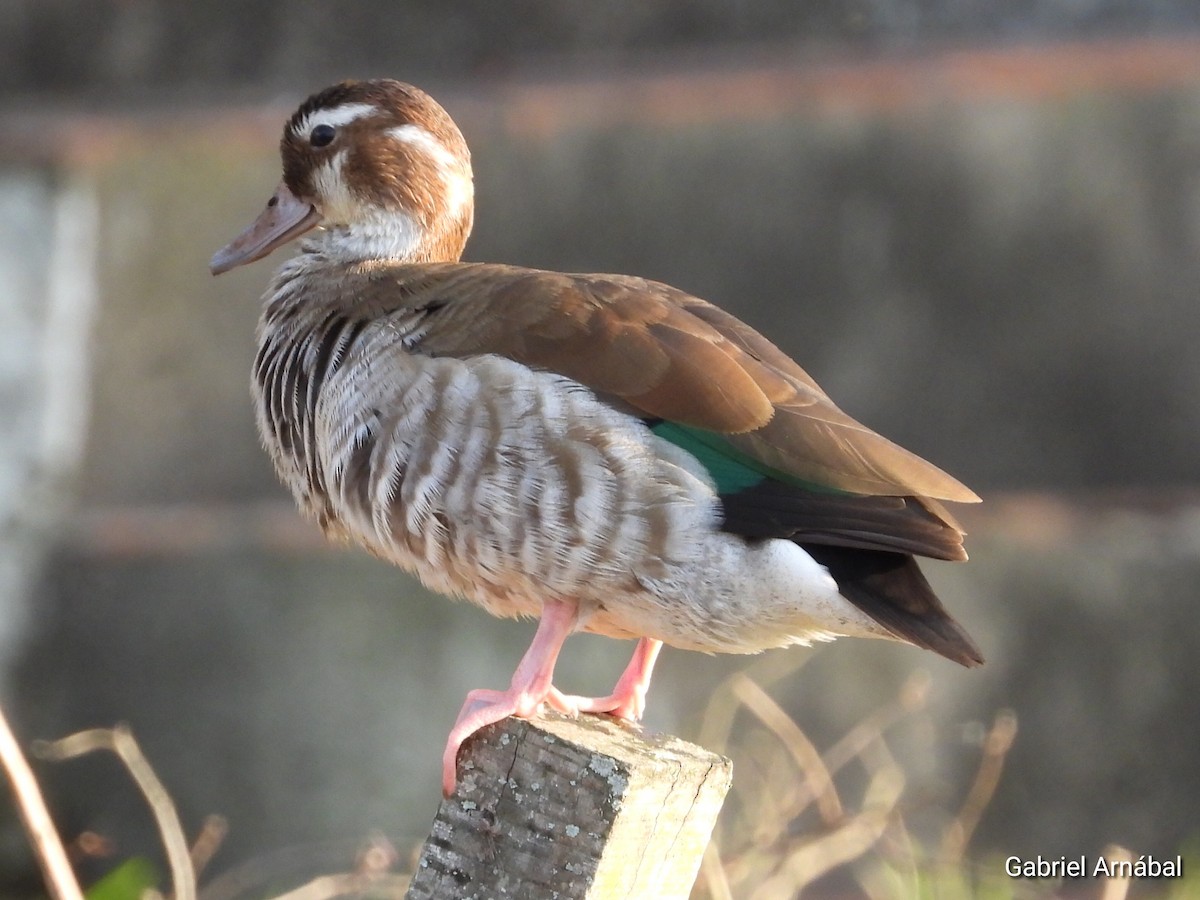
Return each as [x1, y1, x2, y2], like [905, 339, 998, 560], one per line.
[343, 260, 978, 559]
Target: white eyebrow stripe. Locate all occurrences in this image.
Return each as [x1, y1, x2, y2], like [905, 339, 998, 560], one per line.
[387, 124, 462, 172]
[293, 102, 378, 138]
[387, 124, 474, 217]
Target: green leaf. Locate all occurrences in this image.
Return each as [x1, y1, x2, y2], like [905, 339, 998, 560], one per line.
[86, 857, 159, 900]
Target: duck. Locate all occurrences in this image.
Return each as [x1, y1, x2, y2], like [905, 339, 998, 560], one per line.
[211, 78, 983, 798]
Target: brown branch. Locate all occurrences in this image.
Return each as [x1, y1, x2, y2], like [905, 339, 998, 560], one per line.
[34, 724, 197, 900]
[820, 671, 930, 776]
[0, 705, 85, 900]
[940, 708, 1018, 862]
[730, 673, 844, 826]
[190, 815, 229, 882]
[748, 761, 905, 900]
[698, 841, 734, 900]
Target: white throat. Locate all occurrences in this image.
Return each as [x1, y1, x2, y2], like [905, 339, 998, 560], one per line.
[304, 207, 427, 263]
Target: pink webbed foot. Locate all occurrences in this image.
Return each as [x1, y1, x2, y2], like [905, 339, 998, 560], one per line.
[442, 687, 545, 796]
[441, 599, 579, 797]
[440, 609, 666, 796]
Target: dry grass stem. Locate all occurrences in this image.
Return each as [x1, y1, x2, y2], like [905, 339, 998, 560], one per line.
[704, 673, 917, 897]
[748, 763, 905, 900]
[820, 671, 930, 776]
[695, 668, 1029, 900]
[34, 724, 197, 900]
[940, 709, 1018, 863]
[190, 815, 229, 881]
[698, 843, 735, 900]
[730, 673, 844, 826]
[0, 705, 85, 900]
[696, 654, 810, 752]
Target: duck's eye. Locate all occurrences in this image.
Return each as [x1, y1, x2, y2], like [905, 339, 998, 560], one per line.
[310, 124, 336, 148]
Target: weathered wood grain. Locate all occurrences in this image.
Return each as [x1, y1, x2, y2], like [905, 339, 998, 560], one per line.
[405, 712, 732, 899]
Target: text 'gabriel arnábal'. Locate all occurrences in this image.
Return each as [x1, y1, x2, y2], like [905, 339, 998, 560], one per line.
[1006, 854, 1183, 879]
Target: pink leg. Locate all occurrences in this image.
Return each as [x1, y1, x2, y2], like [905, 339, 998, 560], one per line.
[553, 637, 663, 722]
[442, 598, 579, 796]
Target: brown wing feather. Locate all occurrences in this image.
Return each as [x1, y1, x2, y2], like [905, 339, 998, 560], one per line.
[345, 260, 978, 503]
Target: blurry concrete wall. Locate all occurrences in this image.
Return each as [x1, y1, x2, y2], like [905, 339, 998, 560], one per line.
[0, 167, 96, 694]
[3, 0, 1199, 101]
[1, 22, 1200, 896]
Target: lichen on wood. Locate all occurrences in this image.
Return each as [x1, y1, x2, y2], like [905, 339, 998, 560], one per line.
[405, 712, 732, 899]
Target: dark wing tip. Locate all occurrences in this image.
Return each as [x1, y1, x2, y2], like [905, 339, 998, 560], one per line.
[804, 545, 985, 667]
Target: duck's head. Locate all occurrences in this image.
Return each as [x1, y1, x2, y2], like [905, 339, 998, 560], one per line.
[211, 79, 474, 275]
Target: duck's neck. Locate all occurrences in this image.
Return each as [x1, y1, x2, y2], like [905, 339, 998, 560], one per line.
[299, 205, 470, 267]
[303, 209, 427, 263]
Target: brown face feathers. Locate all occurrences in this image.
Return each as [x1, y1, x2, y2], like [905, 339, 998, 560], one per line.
[280, 79, 474, 261]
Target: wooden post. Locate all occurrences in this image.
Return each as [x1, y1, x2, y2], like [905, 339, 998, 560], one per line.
[405, 712, 732, 900]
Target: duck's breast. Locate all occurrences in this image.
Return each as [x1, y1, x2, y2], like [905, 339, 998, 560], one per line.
[312, 330, 722, 622]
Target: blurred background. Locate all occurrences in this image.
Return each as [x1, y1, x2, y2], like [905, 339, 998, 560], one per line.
[2, 1, 1200, 896]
